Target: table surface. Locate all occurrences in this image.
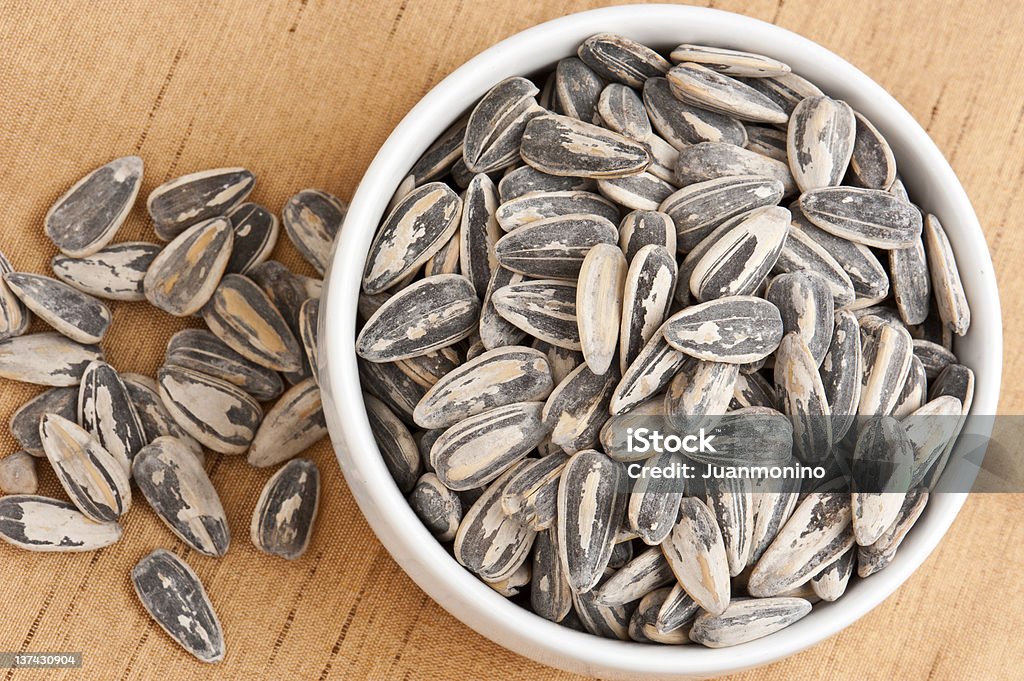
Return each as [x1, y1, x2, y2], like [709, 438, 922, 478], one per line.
[0, 1, 1021, 679]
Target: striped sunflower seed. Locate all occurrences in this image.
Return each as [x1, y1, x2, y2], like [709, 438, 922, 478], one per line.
[225, 202, 279, 275]
[491, 279, 580, 350]
[739, 72, 824, 115]
[705, 475, 755, 576]
[133, 436, 229, 557]
[576, 243, 627, 374]
[485, 561, 532, 597]
[51, 242, 160, 302]
[40, 412, 131, 522]
[859, 319, 913, 418]
[786, 96, 856, 192]
[642, 77, 748, 150]
[0, 495, 122, 552]
[132, 549, 225, 663]
[531, 526, 573, 622]
[497, 166, 596, 203]
[494, 214, 618, 280]
[362, 182, 461, 293]
[299, 297, 320, 383]
[698, 408, 793, 467]
[577, 33, 670, 88]
[143, 216, 233, 316]
[790, 208, 889, 299]
[0, 250, 28, 340]
[923, 214, 970, 335]
[122, 373, 204, 459]
[158, 365, 263, 455]
[495, 190, 620, 232]
[675, 142, 795, 194]
[849, 111, 897, 190]
[10, 386, 78, 456]
[689, 597, 812, 648]
[79, 360, 146, 472]
[665, 359, 739, 432]
[663, 295, 783, 364]
[627, 451, 686, 545]
[811, 548, 855, 602]
[463, 77, 541, 174]
[667, 63, 788, 125]
[655, 584, 700, 636]
[557, 449, 626, 593]
[618, 210, 675, 262]
[669, 45, 791, 78]
[410, 114, 468, 184]
[775, 332, 833, 463]
[857, 489, 928, 577]
[748, 492, 854, 597]
[819, 310, 863, 441]
[460, 174, 502, 298]
[247, 378, 326, 468]
[597, 83, 652, 141]
[365, 393, 422, 493]
[905, 395, 962, 486]
[890, 238, 931, 326]
[0, 332, 102, 386]
[596, 546, 675, 606]
[501, 452, 568, 528]
[631, 587, 691, 644]
[357, 275, 480, 362]
[799, 186, 923, 249]
[766, 271, 835, 367]
[543, 363, 619, 452]
[0, 451, 38, 494]
[4, 272, 111, 344]
[661, 497, 731, 615]
[620, 244, 676, 372]
[773, 223, 856, 307]
[555, 57, 603, 123]
[573, 585, 631, 641]
[851, 417, 912, 546]
[610, 326, 687, 414]
[748, 471, 801, 565]
[44, 156, 143, 257]
[166, 328, 284, 401]
[250, 457, 320, 560]
[147, 167, 254, 241]
[644, 133, 682, 183]
[925, 364, 974, 486]
[597, 173, 676, 212]
[454, 460, 537, 581]
[660, 175, 784, 252]
[202, 273, 304, 373]
[249, 260, 322, 332]
[409, 472, 462, 542]
[521, 114, 651, 179]
[599, 397, 666, 462]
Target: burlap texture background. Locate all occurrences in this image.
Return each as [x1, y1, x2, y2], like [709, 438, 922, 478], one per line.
[0, 1, 1021, 679]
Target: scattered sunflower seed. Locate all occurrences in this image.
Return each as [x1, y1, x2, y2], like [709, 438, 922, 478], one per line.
[157, 365, 263, 455]
[667, 63, 788, 125]
[597, 83, 652, 141]
[676, 142, 795, 195]
[0, 332, 102, 386]
[250, 457, 320, 560]
[495, 214, 618, 280]
[121, 373, 204, 459]
[0, 451, 38, 494]
[662, 497, 731, 615]
[463, 77, 541, 174]
[51, 242, 160, 302]
[799, 186, 922, 249]
[664, 295, 783, 364]
[226, 202, 279, 275]
[247, 378, 326, 468]
[577, 33, 670, 88]
[689, 597, 812, 648]
[620, 244, 676, 372]
[143, 216, 234, 316]
[165, 328, 284, 401]
[661, 175, 784, 252]
[670, 44, 791, 78]
[0, 494, 123, 552]
[4, 272, 112, 344]
[576, 243, 627, 374]
[923, 213, 970, 336]
[409, 472, 462, 542]
[786, 96, 855, 192]
[9, 386, 78, 456]
[642, 77, 747, 149]
[78, 360, 147, 472]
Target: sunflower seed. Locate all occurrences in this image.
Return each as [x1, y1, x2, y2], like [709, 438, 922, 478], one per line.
[667, 63, 788, 125]
[9, 387, 77, 456]
[543, 363, 619, 452]
[775, 333, 832, 463]
[627, 451, 686, 545]
[491, 279, 580, 350]
[0, 332, 102, 386]
[143, 216, 233, 316]
[40, 412, 131, 522]
[661, 175, 784, 252]
[766, 272, 834, 366]
[411, 114, 468, 184]
[51, 242, 160, 302]
[250, 457, 320, 560]
[165, 328, 283, 401]
[905, 395, 962, 486]
[749, 472, 801, 565]
[485, 560, 532, 597]
[577, 33, 670, 88]
[463, 77, 541, 174]
[455, 175, 501, 299]
[365, 393, 421, 493]
[132, 436, 228, 556]
[0, 451, 37, 494]
[247, 378, 326, 467]
[675, 142, 795, 194]
[121, 373, 204, 459]
[617, 210, 675, 262]
[857, 489, 928, 577]
[597, 83, 652, 141]
[739, 72, 824, 115]
[0, 495, 122, 552]
[596, 546, 675, 606]
[147, 167, 254, 241]
[296, 298, 320, 380]
[576, 243, 627, 374]
[225, 202, 279, 275]
[925, 363, 974, 486]
[664, 296, 783, 364]
[532, 525, 573, 622]
[704, 475, 755, 576]
[620, 244, 676, 372]
[631, 587, 691, 644]
[670, 45, 791, 78]
[393, 347, 460, 389]
[475, 269, 526, 351]
[454, 460, 537, 580]
[889, 240, 930, 327]
[923, 214, 970, 335]
[409, 472, 462, 542]
[744, 125, 789, 161]
[731, 371, 778, 410]
[555, 57, 603, 123]
[249, 259, 321, 324]
[893, 355, 928, 418]
[494, 214, 618, 280]
[789, 209, 889, 301]
[610, 327, 687, 414]
[787, 96, 856, 192]
[363, 183, 461, 293]
[644, 79, 747, 153]
[799, 187, 922, 249]
[78, 360, 146, 472]
[912, 339, 956, 380]
[773, 224, 856, 307]
[699, 408, 793, 468]
[689, 597, 812, 648]
[132, 549, 225, 663]
[497, 166, 596, 203]
[4, 272, 111, 344]
[522, 114, 651, 179]
[819, 310, 862, 441]
[357, 275, 479, 362]
[849, 111, 897, 190]
[811, 548, 855, 601]
[557, 449, 625, 593]
[661, 497, 731, 615]
[690, 205, 790, 302]
[501, 451, 568, 517]
[597, 173, 676, 213]
[748, 492, 853, 597]
[859, 320, 913, 418]
[158, 365, 262, 455]
[851, 416, 912, 547]
[573, 586, 631, 641]
[665, 359, 738, 432]
[495, 190, 620, 233]
[655, 584, 700, 635]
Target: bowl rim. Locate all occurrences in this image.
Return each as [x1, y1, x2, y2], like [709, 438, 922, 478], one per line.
[320, 4, 1003, 678]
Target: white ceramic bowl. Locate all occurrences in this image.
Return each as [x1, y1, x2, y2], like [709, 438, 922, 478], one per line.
[320, 5, 1002, 678]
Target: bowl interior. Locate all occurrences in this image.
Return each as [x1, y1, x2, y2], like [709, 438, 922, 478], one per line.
[320, 5, 1002, 679]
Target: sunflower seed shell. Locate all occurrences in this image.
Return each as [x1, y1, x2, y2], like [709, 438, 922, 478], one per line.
[158, 365, 262, 455]
[143, 217, 234, 316]
[225, 202, 279, 275]
[250, 457, 320, 560]
[0, 495, 122, 552]
[0, 332, 102, 386]
[4, 272, 111, 344]
[51, 242, 160, 302]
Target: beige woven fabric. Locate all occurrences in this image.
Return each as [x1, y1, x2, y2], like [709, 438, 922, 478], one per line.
[0, 0, 1021, 679]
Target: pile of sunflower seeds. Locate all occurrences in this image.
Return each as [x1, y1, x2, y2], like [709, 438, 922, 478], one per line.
[0, 158, 334, 663]
[357, 34, 974, 648]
